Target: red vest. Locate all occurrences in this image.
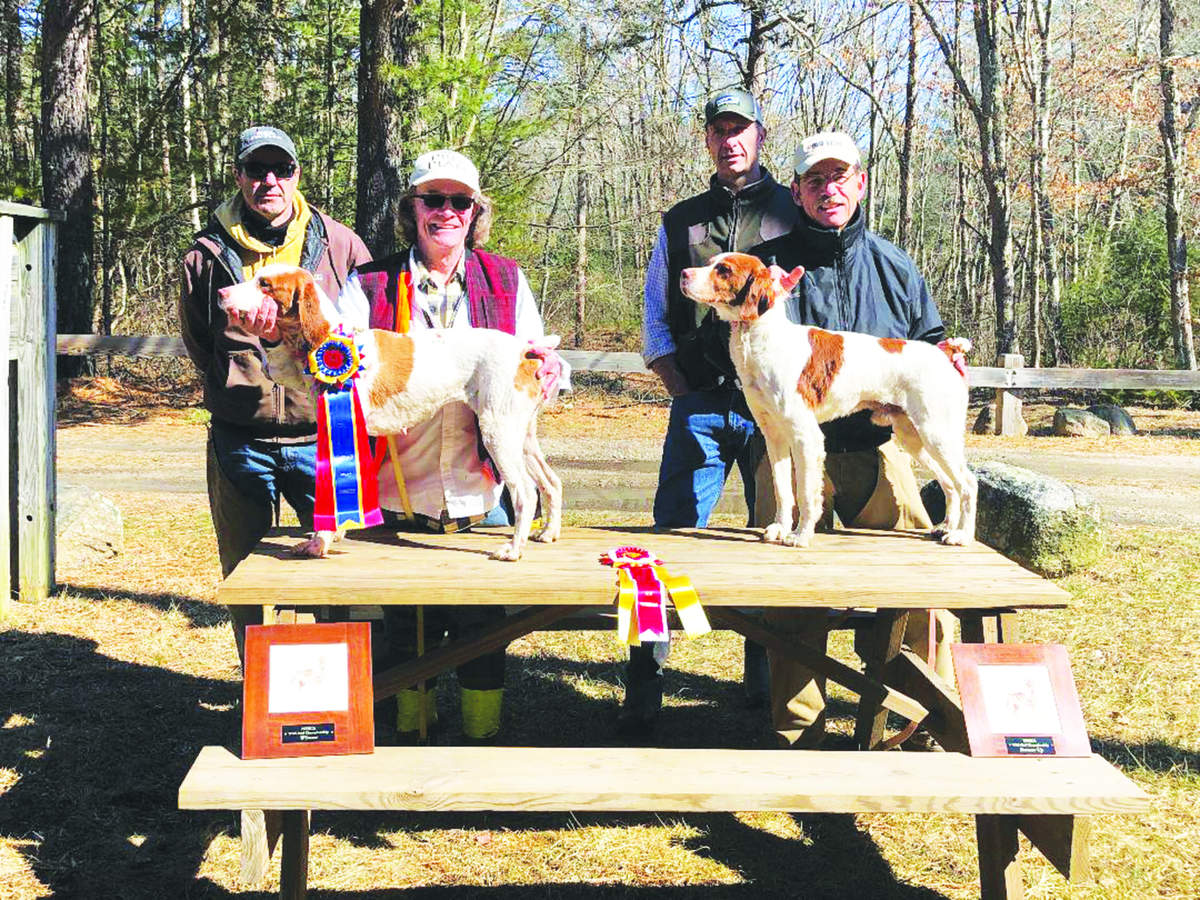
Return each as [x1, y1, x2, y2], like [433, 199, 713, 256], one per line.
[353, 249, 519, 334]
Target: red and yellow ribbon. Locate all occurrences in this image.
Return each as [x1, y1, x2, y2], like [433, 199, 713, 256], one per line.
[599, 546, 710, 646]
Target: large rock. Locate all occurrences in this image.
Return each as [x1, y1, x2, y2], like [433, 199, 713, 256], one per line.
[56, 482, 123, 568]
[1087, 404, 1137, 435]
[1053, 407, 1111, 437]
[921, 461, 1104, 576]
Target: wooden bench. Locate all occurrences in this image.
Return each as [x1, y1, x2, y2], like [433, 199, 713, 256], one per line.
[179, 745, 1149, 899]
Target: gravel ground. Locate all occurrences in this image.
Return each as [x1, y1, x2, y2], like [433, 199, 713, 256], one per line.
[58, 422, 1200, 529]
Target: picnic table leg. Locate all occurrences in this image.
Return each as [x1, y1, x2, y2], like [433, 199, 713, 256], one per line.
[241, 809, 281, 886]
[279, 810, 310, 900]
[976, 814, 1024, 899]
[853, 609, 909, 750]
[959, 610, 1018, 644]
[1018, 814, 1091, 883]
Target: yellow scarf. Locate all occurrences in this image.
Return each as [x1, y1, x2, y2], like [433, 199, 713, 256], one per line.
[215, 190, 313, 280]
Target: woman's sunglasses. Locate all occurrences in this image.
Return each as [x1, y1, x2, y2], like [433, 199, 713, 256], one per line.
[416, 193, 475, 212]
[240, 160, 298, 180]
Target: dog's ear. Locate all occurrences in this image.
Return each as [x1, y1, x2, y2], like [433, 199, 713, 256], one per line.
[744, 265, 776, 320]
[297, 275, 332, 348]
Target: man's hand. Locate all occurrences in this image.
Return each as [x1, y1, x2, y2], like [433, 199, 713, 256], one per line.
[226, 294, 281, 343]
[648, 353, 690, 398]
[767, 264, 805, 296]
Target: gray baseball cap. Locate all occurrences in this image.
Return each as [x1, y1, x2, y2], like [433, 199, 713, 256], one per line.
[236, 125, 298, 163]
[704, 88, 763, 125]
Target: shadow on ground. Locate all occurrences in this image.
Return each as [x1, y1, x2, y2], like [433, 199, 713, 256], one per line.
[0, 605, 954, 898]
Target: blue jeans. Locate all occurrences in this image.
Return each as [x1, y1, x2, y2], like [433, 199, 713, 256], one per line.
[652, 388, 760, 527]
[207, 420, 317, 578]
[624, 388, 765, 720]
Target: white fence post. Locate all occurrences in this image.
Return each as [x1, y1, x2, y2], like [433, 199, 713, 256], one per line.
[994, 353, 1027, 436]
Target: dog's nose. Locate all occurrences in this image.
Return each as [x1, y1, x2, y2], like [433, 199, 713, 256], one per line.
[216, 285, 232, 309]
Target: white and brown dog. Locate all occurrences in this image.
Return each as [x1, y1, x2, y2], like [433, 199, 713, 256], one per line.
[218, 264, 563, 561]
[680, 251, 976, 548]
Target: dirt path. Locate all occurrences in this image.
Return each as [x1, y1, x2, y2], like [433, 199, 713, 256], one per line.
[57, 416, 1200, 528]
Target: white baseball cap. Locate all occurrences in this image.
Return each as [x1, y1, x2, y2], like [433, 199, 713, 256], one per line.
[409, 149, 481, 193]
[793, 131, 862, 176]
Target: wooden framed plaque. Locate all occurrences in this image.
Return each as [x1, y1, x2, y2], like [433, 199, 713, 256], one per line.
[951, 642, 1091, 757]
[242, 622, 374, 759]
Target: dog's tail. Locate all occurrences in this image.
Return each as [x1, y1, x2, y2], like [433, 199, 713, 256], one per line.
[525, 335, 571, 403]
[937, 337, 972, 379]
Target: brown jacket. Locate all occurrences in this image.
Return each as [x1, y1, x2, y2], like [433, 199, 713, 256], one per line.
[179, 206, 371, 440]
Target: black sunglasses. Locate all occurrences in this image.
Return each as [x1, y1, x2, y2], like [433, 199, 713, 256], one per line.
[240, 160, 297, 180]
[416, 192, 475, 212]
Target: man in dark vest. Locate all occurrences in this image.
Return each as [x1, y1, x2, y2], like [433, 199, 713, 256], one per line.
[622, 89, 799, 737]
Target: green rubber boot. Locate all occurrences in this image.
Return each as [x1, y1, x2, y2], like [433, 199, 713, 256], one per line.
[396, 688, 438, 736]
[460, 687, 503, 742]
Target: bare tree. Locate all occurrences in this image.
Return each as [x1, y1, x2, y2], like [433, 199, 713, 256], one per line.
[41, 0, 97, 375]
[915, 0, 1018, 354]
[1158, 0, 1196, 369]
[357, 0, 420, 257]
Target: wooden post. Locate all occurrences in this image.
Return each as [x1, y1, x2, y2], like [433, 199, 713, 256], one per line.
[976, 813, 1024, 899]
[278, 810, 310, 899]
[993, 353, 1027, 436]
[1, 202, 61, 608]
[1, 213, 13, 617]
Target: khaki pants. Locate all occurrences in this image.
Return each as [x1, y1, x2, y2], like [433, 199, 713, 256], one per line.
[754, 439, 956, 746]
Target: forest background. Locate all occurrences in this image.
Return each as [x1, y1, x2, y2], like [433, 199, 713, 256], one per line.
[3, 0, 1198, 378]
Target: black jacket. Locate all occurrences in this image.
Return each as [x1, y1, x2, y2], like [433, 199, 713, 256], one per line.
[664, 170, 797, 390]
[753, 207, 945, 451]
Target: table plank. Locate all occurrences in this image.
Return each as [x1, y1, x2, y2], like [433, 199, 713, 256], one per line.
[219, 526, 1070, 610]
[180, 745, 1148, 816]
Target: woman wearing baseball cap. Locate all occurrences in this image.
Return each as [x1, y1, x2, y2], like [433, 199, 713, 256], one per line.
[335, 149, 551, 743]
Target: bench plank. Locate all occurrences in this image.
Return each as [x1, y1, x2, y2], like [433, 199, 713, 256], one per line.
[180, 745, 1148, 816]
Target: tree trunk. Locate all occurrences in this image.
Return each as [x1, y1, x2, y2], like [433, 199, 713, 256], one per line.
[1158, 0, 1195, 369]
[3, 0, 26, 175]
[41, 0, 96, 376]
[916, 0, 1018, 354]
[897, 1, 917, 249]
[356, 0, 419, 257]
[572, 25, 588, 348]
[180, 0, 201, 231]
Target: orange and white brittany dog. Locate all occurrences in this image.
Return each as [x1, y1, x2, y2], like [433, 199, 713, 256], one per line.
[218, 264, 563, 562]
[680, 252, 976, 548]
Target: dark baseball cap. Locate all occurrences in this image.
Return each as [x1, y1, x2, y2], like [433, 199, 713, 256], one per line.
[704, 88, 762, 125]
[235, 125, 298, 163]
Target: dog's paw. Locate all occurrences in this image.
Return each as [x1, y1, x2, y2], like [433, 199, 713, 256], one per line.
[782, 530, 811, 548]
[940, 529, 973, 547]
[532, 522, 560, 543]
[290, 533, 332, 558]
[490, 542, 522, 562]
[762, 523, 787, 543]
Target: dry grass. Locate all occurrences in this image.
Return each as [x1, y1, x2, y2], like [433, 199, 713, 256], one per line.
[0, 380, 1196, 897]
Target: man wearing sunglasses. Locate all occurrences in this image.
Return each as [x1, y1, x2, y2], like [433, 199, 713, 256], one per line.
[180, 124, 371, 661]
[625, 89, 799, 738]
[750, 131, 952, 750]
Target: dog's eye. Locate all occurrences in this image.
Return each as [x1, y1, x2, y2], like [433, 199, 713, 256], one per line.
[714, 263, 730, 277]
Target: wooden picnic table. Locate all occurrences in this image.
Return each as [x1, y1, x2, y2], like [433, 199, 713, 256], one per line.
[219, 525, 1071, 752]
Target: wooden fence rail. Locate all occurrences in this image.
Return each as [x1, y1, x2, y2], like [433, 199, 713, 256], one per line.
[55, 334, 1200, 391]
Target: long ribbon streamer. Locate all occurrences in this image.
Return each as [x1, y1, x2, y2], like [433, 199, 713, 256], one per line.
[600, 546, 710, 646]
[310, 333, 383, 532]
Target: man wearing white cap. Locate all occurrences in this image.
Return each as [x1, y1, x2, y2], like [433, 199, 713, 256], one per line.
[753, 131, 953, 749]
[626, 88, 798, 737]
[332, 148, 546, 743]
